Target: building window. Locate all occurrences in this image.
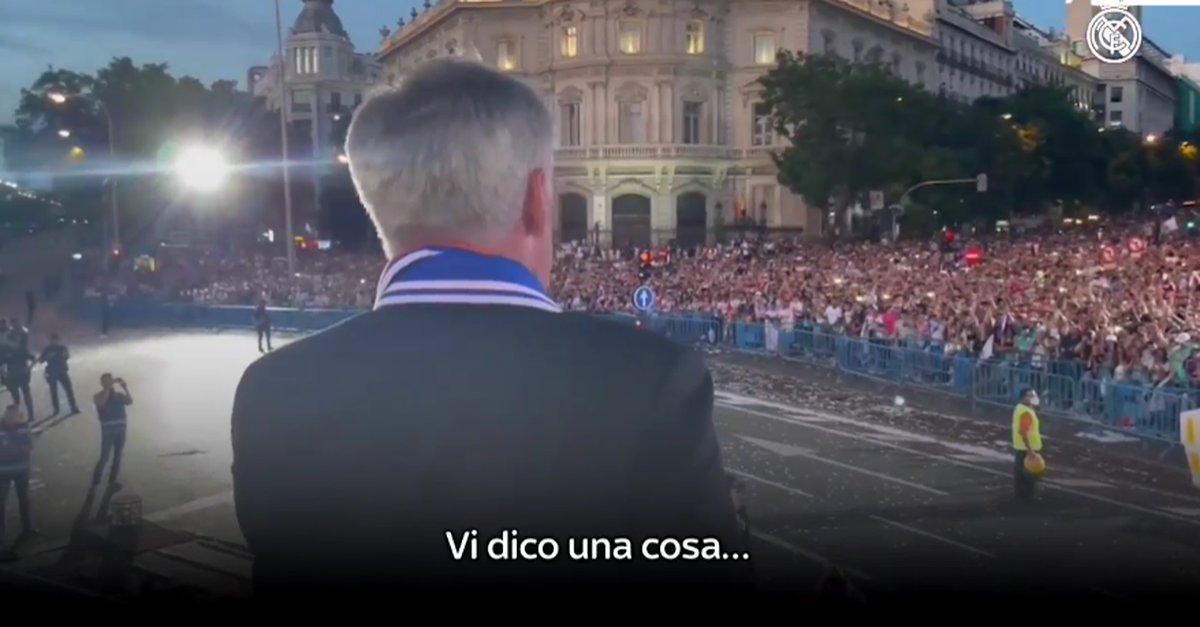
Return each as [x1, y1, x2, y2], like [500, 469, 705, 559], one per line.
[330, 92, 342, 110]
[686, 21, 704, 55]
[562, 26, 579, 58]
[321, 46, 332, 73]
[682, 102, 703, 144]
[291, 89, 313, 114]
[754, 32, 776, 65]
[1109, 110, 1123, 126]
[618, 101, 644, 144]
[752, 102, 773, 146]
[560, 102, 581, 147]
[497, 40, 517, 71]
[354, 92, 363, 108]
[1110, 86, 1123, 103]
[619, 21, 642, 54]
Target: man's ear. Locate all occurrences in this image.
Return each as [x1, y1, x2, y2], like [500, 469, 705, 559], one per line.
[520, 167, 549, 237]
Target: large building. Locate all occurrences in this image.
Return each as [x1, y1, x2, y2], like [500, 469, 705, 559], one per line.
[1063, 3, 1176, 134]
[248, 0, 382, 217]
[373, 0, 1160, 243]
[1175, 76, 1200, 134]
[378, 0, 951, 245]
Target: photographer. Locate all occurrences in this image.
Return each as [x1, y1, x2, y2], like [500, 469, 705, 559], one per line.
[91, 374, 133, 490]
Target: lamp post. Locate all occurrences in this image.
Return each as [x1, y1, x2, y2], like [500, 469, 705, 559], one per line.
[274, 0, 297, 276]
[48, 91, 120, 258]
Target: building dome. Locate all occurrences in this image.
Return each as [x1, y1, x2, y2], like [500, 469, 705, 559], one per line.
[292, 0, 348, 38]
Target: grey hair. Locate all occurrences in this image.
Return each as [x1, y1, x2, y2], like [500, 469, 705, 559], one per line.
[345, 58, 554, 255]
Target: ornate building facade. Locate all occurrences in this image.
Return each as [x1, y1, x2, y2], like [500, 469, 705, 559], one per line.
[373, 0, 1152, 245]
[247, 0, 383, 218]
[378, 0, 942, 246]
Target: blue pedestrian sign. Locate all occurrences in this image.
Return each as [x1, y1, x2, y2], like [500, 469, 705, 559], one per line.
[632, 286, 655, 312]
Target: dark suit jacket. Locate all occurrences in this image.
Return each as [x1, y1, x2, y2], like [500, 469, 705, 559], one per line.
[232, 305, 748, 596]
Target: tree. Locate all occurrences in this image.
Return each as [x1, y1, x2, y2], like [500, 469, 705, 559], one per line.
[2, 58, 281, 249]
[761, 51, 922, 237]
[759, 48, 1197, 237]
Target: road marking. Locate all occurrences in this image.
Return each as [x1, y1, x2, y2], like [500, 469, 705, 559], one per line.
[750, 530, 873, 582]
[739, 430, 945, 492]
[864, 433, 927, 442]
[716, 391, 1011, 462]
[145, 490, 233, 523]
[735, 435, 812, 457]
[29, 480, 45, 491]
[716, 402, 1200, 527]
[1159, 507, 1200, 517]
[784, 447, 948, 496]
[728, 468, 814, 498]
[948, 453, 1005, 463]
[1050, 478, 1112, 489]
[867, 515, 998, 559]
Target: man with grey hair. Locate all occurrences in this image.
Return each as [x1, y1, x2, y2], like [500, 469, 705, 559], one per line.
[231, 59, 746, 597]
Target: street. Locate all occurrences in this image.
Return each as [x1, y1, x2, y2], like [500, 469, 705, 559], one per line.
[4, 330, 1200, 597]
[715, 390, 1200, 596]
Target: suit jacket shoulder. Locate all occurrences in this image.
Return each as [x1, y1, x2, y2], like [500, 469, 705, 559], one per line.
[231, 305, 746, 591]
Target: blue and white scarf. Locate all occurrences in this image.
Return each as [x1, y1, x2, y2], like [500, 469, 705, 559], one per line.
[374, 247, 561, 314]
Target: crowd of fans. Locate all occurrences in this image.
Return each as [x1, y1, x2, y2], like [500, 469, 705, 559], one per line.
[94, 222, 1200, 390]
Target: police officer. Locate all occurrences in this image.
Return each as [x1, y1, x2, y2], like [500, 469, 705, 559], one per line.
[1012, 387, 1044, 503]
[253, 297, 272, 353]
[92, 374, 132, 490]
[0, 403, 36, 550]
[38, 334, 79, 415]
[2, 334, 34, 421]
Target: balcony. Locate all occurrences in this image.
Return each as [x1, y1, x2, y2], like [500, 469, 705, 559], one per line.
[836, 0, 934, 37]
[555, 145, 735, 161]
[554, 145, 779, 162]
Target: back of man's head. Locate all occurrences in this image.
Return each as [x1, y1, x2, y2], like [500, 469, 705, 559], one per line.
[345, 59, 554, 266]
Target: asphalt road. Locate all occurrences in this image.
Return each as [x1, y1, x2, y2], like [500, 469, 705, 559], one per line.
[715, 391, 1200, 596]
[8, 331, 251, 553]
[7, 330, 1200, 597]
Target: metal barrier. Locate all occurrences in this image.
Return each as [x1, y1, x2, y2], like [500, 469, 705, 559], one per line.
[79, 298, 1195, 443]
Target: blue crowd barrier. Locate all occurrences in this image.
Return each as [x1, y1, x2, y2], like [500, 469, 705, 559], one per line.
[79, 298, 1194, 443]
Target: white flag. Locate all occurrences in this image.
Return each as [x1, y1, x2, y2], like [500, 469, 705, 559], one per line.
[979, 335, 995, 362]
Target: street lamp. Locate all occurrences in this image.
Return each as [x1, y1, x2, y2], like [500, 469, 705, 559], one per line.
[274, 0, 297, 276]
[57, 129, 70, 138]
[174, 146, 229, 192]
[46, 90, 121, 255]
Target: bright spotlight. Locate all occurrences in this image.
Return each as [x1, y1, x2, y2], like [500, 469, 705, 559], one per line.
[174, 146, 229, 192]
[47, 93, 67, 104]
[57, 129, 71, 138]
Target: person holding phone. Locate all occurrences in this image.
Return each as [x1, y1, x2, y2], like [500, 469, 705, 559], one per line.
[92, 373, 133, 490]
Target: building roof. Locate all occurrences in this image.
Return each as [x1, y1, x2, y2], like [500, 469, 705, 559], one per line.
[292, 0, 348, 38]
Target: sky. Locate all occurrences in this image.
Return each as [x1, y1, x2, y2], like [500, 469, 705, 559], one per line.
[1, 0, 1199, 173]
